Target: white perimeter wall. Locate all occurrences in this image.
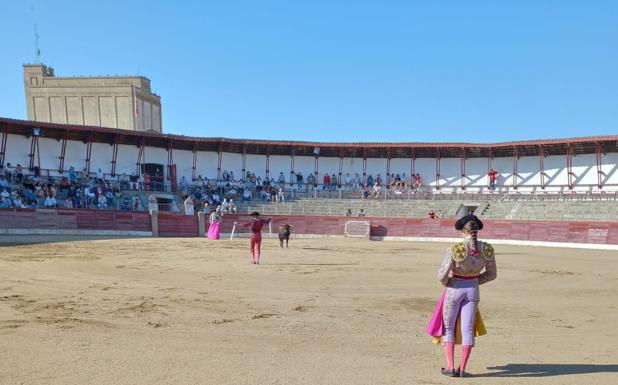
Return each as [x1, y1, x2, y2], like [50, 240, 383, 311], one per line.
[5, 133, 618, 191]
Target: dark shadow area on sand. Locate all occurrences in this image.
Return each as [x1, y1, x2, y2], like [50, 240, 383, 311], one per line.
[474, 363, 618, 378]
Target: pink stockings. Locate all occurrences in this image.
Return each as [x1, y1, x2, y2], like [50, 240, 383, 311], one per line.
[443, 343, 473, 372]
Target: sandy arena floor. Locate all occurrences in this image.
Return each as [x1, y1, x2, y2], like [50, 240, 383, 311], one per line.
[0, 235, 616, 385]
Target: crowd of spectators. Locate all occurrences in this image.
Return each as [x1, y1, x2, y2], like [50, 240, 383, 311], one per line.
[0, 163, 136, 210]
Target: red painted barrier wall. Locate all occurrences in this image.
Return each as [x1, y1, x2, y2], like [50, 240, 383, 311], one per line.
[0, 208, 151, 232]
[2, 209, 617, 245]
[158, 212, 199, 237]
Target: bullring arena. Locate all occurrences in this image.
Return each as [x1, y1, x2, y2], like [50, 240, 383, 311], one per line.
[1, 118, 618, 384]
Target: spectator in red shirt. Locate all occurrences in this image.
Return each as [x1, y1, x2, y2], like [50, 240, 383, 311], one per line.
[414, 173, 423, 192]
[488, 169, 498, 191]
[323, 174, 331, 190]
[428, 209, 436, 219]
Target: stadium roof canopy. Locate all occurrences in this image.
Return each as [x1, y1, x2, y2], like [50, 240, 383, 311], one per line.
[1, 117, 617, 158]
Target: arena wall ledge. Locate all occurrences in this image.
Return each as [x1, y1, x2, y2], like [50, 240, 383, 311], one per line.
[4, 209, 615, 249]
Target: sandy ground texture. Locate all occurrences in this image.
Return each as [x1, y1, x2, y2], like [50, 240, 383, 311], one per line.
[0, 235, 617, 385]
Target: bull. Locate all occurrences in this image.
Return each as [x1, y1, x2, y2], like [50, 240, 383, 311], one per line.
[278, 224, 293, 248]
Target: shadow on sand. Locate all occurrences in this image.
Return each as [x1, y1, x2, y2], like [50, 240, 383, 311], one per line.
[476, 363, 618, 378]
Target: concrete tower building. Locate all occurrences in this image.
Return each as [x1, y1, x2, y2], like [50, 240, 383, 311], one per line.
[23, 64, 162, 133]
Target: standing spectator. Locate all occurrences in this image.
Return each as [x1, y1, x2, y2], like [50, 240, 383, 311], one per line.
[323, 174, 331, 190]
[96, 168, 104, 183]
[15, 164, 24, 183]
[366, 174, 374, 187]
[278, 172, 286, 188]
[296, 171, 303, 190]
[488, 169, 498, 191]
[143, 173, 151, 191]
[344, 173, 352, 190]
[376, 174, 382, 186]
[353, 173, 361, 190]
[307, 173, 315, 190]
[414, 173, 423, 192]
[331, 174, 338, 190]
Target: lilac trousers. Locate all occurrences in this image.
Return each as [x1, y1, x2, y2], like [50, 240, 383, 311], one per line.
[442, 279, 479, 346]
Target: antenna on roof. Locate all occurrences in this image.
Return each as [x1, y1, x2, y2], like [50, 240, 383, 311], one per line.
[31, 3, 41, 64]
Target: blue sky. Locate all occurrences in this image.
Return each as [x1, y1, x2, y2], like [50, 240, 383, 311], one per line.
[1, 0, 617, 143]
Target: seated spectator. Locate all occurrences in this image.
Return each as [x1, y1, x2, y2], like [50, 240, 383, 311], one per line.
[97, 194, 107, 209]
[179, 176, 188, 190]
[228, 199, 237, 214]
[44, 194, 57, 208]
[133, 197, 140, 211]
[4, 163, 14, 182]
[203, 202, 211, 214]
[120, 197, 131, 210]
[428, 210, 436, 219]
[362, 184, 370, 199]
[242, 188, 252, 202]
[344, 173, 352, 190]
[221, 198, 230, 214]
[358, 208, 366, 217]
[0, 176, 8, 190]
[277, 187, 285, 203]
[0, 196, 11, 208]
[64, 197, 73, 209]
[120, 173, 130, 190]
[0, 188, 9, 200]
[345, 208, 352, 217]
[437, 209, 443, 218]
[372, 183, 381, 199]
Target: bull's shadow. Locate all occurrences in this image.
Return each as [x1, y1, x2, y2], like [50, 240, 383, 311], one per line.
[475, 363, 618, 378]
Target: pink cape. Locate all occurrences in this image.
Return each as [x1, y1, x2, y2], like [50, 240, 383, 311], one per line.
[425, 291, 446, 339]
[207, 221, 220, 240]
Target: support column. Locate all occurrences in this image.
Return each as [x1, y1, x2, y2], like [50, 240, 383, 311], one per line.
[487, 147, 493, 188]
[596, 142, 604, 189]
[0, 126, 7, 167]
[59, 136, 67, 174]
[110, 135, 119, 177]
[460, 147, 466, 190]
[136, 137, 145, 175]
[241, 144, 247, 178]
[567, 145, 574, 190]
[410, 147, 416, 178]
[386, 148, 391, 181]
[290, 147, 295, 186]
[338, 148, 344, 183]
[512, 146, 518, 189]
[435, 147, 441, 190]
[362, 149, 367, 177]
[192, 142, 198, 180]
[217, 142, 223, 180]
[167, 140, 174, 181]
[28, 135, 40, 171]
[539, 145, 545, 189]
[266, 147, 271, 180]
